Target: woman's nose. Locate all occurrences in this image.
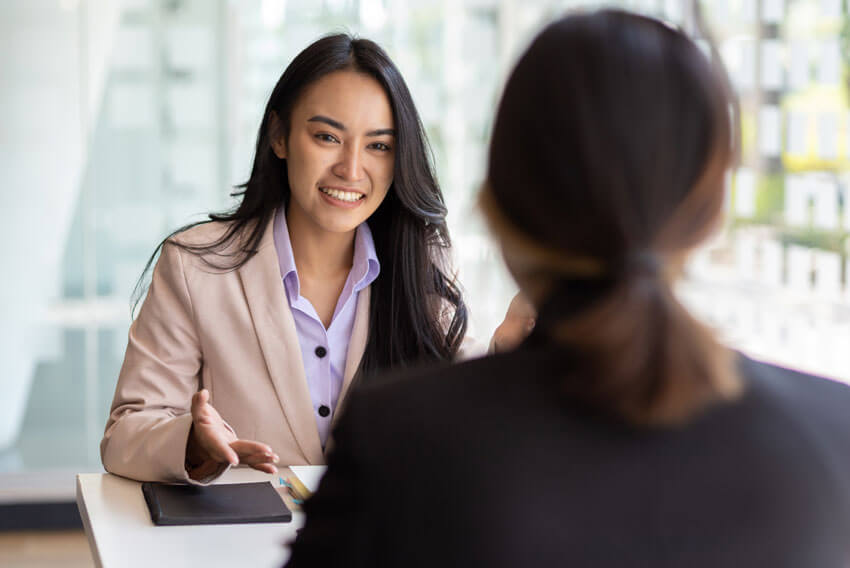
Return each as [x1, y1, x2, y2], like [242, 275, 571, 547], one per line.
[332, 144, 364, 181]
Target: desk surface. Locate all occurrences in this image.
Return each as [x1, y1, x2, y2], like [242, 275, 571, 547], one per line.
[76, 469, 303, 568]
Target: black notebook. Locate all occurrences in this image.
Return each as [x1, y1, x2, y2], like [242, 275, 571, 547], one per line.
[142, 481, 292, 526]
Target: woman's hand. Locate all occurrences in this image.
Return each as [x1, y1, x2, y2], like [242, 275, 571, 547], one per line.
[185, 389, 279, 481]
[491, 293, 537, 353]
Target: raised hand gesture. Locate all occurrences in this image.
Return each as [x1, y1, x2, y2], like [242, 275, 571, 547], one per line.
[185, 389, 279, 481]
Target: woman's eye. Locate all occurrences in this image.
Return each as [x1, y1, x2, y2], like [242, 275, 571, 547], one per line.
[315, 133, 339, 143]
[370, 142, 391, 152]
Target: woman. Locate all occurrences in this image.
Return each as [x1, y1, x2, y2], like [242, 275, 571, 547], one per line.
[287, 10, 850, 567]
[101, 34, 525, 483]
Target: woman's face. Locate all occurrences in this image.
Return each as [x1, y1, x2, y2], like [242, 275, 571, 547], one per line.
[273, 70, 395, 236]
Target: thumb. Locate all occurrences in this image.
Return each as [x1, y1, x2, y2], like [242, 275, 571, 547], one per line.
[191, 389, 210, 418]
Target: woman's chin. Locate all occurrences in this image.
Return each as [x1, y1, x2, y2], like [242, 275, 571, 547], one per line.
[311, 214, 367, 236]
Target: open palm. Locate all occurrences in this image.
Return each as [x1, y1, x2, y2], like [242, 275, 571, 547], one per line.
[186, 389, 279, 480]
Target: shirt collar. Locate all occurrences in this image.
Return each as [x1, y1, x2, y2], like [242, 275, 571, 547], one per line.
[350, 216, 381, 293]
[272, 207, 380, 299]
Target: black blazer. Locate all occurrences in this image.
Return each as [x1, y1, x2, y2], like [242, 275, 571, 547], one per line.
[286, 336, 850, 567]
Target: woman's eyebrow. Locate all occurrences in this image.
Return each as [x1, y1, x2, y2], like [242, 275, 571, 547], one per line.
[366, 128, 395, 137]
[308, 115, 345, 130]
[307, 115, 395, 137]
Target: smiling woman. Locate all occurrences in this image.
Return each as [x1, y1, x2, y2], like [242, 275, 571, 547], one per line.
[98, 34, 527, 484]
[269, 70, 397, 328]
[272, 71, 396, 243]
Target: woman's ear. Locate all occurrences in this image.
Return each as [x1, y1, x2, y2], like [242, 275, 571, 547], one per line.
[269, 111, 287, 159]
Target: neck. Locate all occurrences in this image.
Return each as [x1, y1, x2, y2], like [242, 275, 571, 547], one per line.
[286, 208, 356, 278]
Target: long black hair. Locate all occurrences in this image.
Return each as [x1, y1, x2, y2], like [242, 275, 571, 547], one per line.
[134, 34, 467, 378]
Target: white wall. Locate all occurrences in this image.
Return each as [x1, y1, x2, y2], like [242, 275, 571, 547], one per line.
[0, 0, 118, 450]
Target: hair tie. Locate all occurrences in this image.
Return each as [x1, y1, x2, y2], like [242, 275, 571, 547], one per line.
[621, 251, 662, 278]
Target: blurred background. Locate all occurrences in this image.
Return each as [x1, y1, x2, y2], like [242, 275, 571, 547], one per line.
[3, 0, 850, 532]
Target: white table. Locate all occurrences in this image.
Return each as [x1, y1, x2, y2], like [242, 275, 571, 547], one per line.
[76, 469, 303, 568]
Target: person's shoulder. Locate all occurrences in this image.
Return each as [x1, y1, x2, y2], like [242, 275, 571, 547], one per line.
[738, 353, 850, 430]
[168, 220, 231, 246]
[348, 347, 548, 422]
[167, 219, 251, 250]
[163, 217, 275, 266]
[741, 354, 850, 397]
[394, 345, 536, 384]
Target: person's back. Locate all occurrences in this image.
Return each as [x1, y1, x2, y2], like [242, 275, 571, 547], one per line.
[297, 342, 850, 567]
[286, 9, 850, 566]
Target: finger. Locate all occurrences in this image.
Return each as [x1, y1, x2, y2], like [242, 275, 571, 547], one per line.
[199, 430, 239, 466]
[191, 389, 209, 417]
[239, 454, 275, 467]
[239, 451, 280, 466]
[251, 462, 278, 474]
[192, 391, 221, 427]
[206, 447, 239, 466]
[194, 409, 221, 427]
[230, 439, 275, 458]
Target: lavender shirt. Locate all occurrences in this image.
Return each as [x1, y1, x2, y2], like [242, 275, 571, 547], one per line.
[273, 209, 380, 447]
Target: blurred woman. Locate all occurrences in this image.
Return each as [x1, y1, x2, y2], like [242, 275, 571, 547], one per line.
[287, 10, 850, 567]
[101, 34, 525, 483]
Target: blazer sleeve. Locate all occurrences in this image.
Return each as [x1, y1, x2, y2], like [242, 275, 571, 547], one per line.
[100, 242, 229, 484]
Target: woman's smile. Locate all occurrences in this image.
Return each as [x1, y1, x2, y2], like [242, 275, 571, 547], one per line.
[318, 186, 366, 206]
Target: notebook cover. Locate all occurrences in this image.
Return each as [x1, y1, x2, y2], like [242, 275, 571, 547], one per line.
[142, 481, 292, 526]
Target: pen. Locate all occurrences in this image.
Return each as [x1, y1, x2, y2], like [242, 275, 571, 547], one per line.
[279, 476, 308, 504]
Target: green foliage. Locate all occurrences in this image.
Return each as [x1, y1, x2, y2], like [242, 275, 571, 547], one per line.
[752, 173, 785, 224]
[733, 174, 846, 254]
[778, 228, 846, 253]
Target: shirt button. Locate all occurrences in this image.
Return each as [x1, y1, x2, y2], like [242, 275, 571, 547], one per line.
[315, 346, 327, 358]
[318, 405, 330, 417]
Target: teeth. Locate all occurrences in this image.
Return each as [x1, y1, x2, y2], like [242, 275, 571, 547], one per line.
[320, 187, 363, 202]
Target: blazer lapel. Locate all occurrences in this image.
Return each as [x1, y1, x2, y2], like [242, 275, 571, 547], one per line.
[238, 226, 324, 464]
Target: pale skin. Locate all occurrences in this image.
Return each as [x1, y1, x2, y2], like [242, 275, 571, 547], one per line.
[491, 292, 537, 352]
[186, 70, 533, 480]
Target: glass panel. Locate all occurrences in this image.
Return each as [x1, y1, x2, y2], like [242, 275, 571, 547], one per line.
[680, 0, 850, 381]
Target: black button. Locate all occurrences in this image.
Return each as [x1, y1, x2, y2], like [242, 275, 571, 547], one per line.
[318, 405, 330, 417]
[315, 346, 327, 358]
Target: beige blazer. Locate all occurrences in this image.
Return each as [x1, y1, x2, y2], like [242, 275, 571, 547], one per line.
[101, 215, 482, 483]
